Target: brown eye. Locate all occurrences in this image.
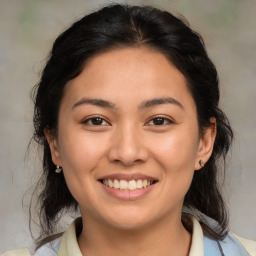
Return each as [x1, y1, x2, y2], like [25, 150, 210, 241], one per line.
[83, 117, 109, 126]
[152, 117, 165, 125]
[147, 116, 173, 126]
[91, 117, 104, 125]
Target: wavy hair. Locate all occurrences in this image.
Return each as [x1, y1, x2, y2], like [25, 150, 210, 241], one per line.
[31, 4, 233, 248]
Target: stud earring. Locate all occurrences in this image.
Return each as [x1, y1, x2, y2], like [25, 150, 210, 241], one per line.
[199, 160, 205, 167]
[55, 165, 62, 173]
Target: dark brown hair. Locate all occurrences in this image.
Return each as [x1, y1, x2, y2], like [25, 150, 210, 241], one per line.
[31, 3, 233, 248]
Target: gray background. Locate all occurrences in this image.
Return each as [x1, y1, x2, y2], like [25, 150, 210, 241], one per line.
[0, 0, 255, 252]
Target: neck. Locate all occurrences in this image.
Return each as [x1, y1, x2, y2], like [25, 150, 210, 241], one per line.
[78, 213, 192, 256]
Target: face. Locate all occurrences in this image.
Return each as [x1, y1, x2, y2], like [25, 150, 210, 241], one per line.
[47, 47, 215, 230]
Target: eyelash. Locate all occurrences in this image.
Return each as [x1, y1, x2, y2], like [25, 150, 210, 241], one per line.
[82, 116, 110, 126]
[82, 115, 173, 126]
[146, 116, 174, 126]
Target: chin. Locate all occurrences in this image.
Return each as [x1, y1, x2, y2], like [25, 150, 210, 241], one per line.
[101, 207, 156, 230]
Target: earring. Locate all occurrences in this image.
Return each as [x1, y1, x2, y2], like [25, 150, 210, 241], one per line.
[199, 160, 205, 167]
[55, 165, 62, 173]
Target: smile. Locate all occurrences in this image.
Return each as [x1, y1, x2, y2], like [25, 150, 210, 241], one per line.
[101, 179, 155, 191]
[98, 174, 158, 200]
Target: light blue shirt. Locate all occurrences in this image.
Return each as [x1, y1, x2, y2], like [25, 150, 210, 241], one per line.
[34, 217, 254, 256]
[2, 216, 255, 256]
[204, 233, 251, 255]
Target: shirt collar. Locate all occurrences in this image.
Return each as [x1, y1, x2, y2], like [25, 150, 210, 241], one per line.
[57, 218, 83, 256]
[58, 216, 204, 256]
[189, 216, 204, 256]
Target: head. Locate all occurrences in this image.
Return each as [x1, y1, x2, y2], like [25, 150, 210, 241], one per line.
[32, 4, 233, 243]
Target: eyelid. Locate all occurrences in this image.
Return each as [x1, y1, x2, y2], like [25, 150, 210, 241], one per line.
[81, 115, 111, 126]
[145, 115, 174, 126]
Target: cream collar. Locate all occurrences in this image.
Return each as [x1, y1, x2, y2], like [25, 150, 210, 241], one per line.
[57, 216, 204, 256]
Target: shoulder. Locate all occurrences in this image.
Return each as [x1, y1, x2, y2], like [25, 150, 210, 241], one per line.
[204, 232, 256, 256]
[187, 214, 255, 256]
[2, 218, 80, 256]
[1, 237, 61, 256]
[233, 233, 256, 256]
[0, 248, 31, 256]
[33, 237, 61, 256]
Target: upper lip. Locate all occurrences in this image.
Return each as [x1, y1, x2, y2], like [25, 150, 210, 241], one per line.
[98, 173, 158, 181]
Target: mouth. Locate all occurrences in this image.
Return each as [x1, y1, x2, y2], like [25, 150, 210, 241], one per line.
[97, 174, 159, 200]
[99, 178, 158, 191]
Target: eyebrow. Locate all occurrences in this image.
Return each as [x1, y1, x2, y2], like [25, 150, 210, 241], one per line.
[138, 97, 184, 110]
[72, 98, 116, 110]
[72, 97, 184, 110]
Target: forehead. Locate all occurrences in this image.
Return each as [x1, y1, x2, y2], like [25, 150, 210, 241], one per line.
[62, 47, 195, 110]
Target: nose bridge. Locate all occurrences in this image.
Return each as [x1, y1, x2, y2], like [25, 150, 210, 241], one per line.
[108, 122, 148, 165]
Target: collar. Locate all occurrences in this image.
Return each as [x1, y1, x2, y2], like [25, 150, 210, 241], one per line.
[57, 216, 204, 256]
[189, 215, 204, 256]
[57, 218, 83, 256]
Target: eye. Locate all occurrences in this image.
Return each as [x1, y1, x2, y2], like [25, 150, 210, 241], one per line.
[82, 116, 110, 126]
[146, 116, 173, 126]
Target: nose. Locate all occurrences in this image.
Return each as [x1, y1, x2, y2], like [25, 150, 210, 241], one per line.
[107, 124, 149, 166]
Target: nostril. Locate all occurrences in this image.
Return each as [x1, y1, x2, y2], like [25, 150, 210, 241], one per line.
[107, 137, 149, 166]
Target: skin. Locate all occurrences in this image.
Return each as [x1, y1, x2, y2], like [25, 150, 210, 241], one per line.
[46, 47, 216, 256]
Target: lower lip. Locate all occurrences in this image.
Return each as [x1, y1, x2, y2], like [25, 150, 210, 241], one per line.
[99, 182, 156, 200]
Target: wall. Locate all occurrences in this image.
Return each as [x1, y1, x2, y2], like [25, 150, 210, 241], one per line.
[0, 0, 255, 252]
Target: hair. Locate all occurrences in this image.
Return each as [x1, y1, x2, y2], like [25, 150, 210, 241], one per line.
[31, 3, 233, 248]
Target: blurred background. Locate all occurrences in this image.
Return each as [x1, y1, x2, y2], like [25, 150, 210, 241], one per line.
[0, 0, 255, 252]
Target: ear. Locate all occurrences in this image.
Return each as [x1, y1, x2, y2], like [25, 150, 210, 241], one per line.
[44, 128, 62, 166]
[194, 118, 216, 170]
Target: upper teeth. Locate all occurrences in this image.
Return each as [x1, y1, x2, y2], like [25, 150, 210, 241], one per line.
[103, 179, 153, 190]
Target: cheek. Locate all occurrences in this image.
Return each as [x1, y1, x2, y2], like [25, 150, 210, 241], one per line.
[58, 128, 106, 165]
[56, 128, 109, 191]
[56, 130, 110, 209]
[149, 129, 199, 193]
[150, 130, 199, 169]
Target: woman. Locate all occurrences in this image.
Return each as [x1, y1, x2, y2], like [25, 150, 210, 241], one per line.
[2, 4, 255, 256]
